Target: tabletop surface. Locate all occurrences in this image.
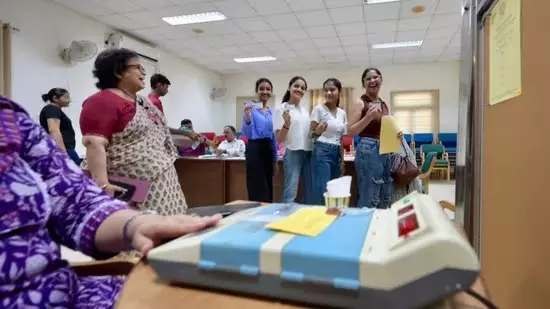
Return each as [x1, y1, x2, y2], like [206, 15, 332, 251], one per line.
[116, 200, 311, 309]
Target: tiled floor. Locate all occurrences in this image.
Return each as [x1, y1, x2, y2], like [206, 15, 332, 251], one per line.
[62, 182, 457, 262]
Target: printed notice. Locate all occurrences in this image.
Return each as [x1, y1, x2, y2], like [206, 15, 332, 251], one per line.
[489, 0, 522, 106]
[266, 207, 337, 237]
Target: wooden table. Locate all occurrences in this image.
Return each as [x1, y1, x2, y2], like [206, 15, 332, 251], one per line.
[173, 156, 358, 207]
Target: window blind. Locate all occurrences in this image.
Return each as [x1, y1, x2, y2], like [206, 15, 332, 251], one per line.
[391, 91, 439, 134]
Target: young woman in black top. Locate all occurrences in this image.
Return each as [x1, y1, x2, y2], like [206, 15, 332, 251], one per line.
[39, 88, 80, 165]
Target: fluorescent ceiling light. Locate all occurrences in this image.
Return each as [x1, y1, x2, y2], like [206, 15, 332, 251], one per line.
[234, 56, 276, 63]
[162, 12, 227, 26]
[364, 0, 400, 4]
[372, 41, 423, 49]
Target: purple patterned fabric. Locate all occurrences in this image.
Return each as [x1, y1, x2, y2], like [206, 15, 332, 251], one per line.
[0, 96, 130, 308]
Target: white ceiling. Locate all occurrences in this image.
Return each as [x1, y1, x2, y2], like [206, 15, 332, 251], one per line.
[53, 0, 463, 75]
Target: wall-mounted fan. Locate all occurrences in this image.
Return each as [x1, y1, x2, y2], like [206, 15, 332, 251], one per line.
[61, 40, 99, 64]
[210, 88, 227, 100]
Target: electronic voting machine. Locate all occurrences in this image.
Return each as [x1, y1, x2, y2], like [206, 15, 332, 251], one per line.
[147, 192, 479, 309]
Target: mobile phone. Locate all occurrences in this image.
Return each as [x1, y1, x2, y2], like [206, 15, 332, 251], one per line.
[111, 180, 137, 202]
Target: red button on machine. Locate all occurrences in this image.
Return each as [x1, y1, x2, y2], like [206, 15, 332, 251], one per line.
[398, 204, 414, 216]
[398, 214, 419, 237]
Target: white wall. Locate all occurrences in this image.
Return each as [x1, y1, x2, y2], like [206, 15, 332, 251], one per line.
[221, 61, 460, 133]
[1, 0, 223, 155]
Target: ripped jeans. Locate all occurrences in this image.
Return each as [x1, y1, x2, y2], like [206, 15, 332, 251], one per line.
[355, 137, 392, 208]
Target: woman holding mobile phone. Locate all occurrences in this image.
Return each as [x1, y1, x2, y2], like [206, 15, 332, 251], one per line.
[348, 68, 403, 209]
[242, 78, 277, 202]
[274, 76, 313, 204]
[310, 78, 348, 205]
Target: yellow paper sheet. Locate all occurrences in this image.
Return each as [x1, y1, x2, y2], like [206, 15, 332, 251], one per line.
[265, 207, 337, 237]
[379, 116, 401, 154]
[489, 0, 522, 106]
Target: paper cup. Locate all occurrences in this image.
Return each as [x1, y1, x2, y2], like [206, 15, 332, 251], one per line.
[323, 193, 351, 208]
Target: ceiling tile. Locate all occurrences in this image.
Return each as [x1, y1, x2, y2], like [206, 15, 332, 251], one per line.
[197, 35, 235, 47]
[364, 2, 400, 21]
[96, 14, 138, 30]
[131, 28, 167, 42]
[319, 47, 345, 56]
[416, 56, 440, 63]
[287, 0, 325, 12]
[277, 28, 310, 40]
[305, 25, 338, 39]
[287, 39, 317, 50]
[313, 37, 342, 48]
[398, 17, 432, 31]
[238, 43, 269, 54]
[263, 41, 292, 52]
[324, 0, 361, 9]
[264, 14, 301, 30]
[192, 20, 243, 35]
[430, 13, 462, 29]
[436, 0, 462, 14]
[152, 26, 195, 40]
[396, 30, 426, 41]
[272, 49, 299, 59]
[298, 49, 322, 57]
[323, 54, 347, 63]
[219, 45, 245, 55]
[295, 10, 332, 27]
[250, 31, 282, 43]
[56, 0, 114, 16]
[421, 38, 450, 49]
[223, 33, 255, 44]
[368, 32, 396, 44]
[439, 53, 460, 61]
[344, 45, 370, 54]
[400, 0, 439, 19]
[425, 26, 458, 39]
[213, 0, 258, 18]
[154, 3, 217, 17]
[339, 34, 369, 46]
[329, 7, 364, 24]
[234, 17, 272, 32]
[124, 11, 167, 28]
[335, 23, 366, 36]
[301, 54, 326, 63]
[367, 20, 398, 34]
[393, 49, 419, 59]
[95, 0, 142, 13]
[247, 0, 291, 15]
[131, 0, 175, 9]
[418, 45, 446, 56]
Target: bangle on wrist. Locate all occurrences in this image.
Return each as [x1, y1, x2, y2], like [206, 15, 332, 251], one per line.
[100, 183, 109, 189]
[283, 125, 290, 130]
[122, 210, 158, 244]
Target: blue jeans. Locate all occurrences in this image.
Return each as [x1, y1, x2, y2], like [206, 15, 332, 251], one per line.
[282, 149, 313, 204]
[311, 141, 341, 205]
[355, 137, 392, 208]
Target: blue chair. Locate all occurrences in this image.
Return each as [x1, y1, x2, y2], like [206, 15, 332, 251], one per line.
[404, 134, 413, 147]
[412, 133, 434, 154]
[438, 133, 457, 153]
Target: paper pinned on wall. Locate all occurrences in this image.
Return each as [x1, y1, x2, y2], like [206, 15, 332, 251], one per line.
[379, 116, 401, 154]
[489, 0, 522, 106]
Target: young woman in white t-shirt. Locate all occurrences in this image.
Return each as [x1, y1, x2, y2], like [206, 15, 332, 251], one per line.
[310, 78, 348, 205]
[274, 76, 314, 204]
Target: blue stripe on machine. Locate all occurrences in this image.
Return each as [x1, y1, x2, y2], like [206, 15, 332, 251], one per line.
[199, 204, 297, 276]
[280, 210, 373, 290]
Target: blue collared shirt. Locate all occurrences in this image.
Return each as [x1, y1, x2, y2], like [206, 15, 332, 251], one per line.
[241, 108, 277, 160]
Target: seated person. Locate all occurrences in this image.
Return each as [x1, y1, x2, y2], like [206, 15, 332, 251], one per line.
[215, 125, 246, 157]
[178, 119, 215, 157]
[0, 95, 221, 308]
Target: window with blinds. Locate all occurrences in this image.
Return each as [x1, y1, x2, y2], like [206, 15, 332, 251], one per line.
[390, 90, 439, 134]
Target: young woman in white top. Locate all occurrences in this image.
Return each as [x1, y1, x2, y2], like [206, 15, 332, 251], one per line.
[310, 78, 348, 205]
[274, 76, 313, 204]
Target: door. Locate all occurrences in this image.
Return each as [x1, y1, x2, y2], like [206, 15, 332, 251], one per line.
[235, 96, 275, 132]
[477, 0, 550, 308]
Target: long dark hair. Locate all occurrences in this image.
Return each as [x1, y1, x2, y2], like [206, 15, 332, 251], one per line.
[323, 78, 342, 107]
[41, 88, 68, 103]
[282, 76, 307, 103]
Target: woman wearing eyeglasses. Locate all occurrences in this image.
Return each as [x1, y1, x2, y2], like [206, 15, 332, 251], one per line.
[80, 48, 192, 219]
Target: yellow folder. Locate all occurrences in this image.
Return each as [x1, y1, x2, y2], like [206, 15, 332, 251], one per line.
[379, 116, 401, 154]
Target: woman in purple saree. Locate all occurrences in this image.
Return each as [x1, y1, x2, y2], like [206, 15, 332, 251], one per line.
[0, 96, 220, 308]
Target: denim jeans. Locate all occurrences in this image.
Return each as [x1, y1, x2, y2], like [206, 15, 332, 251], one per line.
[311, 141, 341, 205]
[282, 149, 313, 204]
[355, 137, 392, 208]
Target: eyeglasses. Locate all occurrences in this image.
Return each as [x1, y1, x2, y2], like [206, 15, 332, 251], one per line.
[127, 64, 146, 73]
